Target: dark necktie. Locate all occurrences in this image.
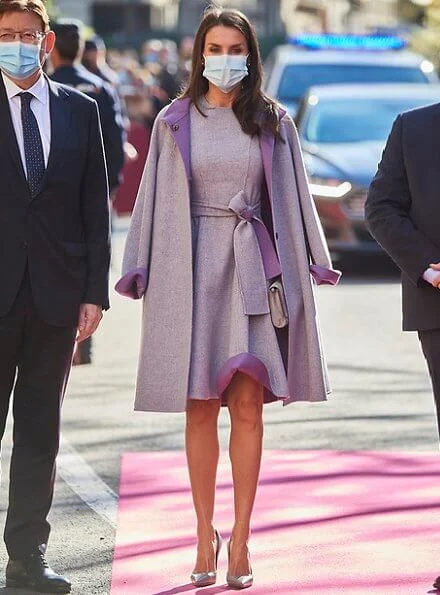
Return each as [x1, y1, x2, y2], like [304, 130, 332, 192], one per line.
[20, 92, 45, 197]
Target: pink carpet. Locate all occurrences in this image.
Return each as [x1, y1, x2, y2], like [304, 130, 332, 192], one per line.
[111, 450, 440, 594]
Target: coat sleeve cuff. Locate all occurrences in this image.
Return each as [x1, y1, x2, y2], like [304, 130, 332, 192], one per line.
[310, 264, 341, 286]
[115, 267, 148, 299]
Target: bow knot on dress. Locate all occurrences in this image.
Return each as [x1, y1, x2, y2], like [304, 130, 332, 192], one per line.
[229, 191, 256, 221]
[228, 190, 281, 315]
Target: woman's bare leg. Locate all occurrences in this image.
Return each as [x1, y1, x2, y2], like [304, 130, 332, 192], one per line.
[227, 373, 264, 576]
[186, 398, 221, 573]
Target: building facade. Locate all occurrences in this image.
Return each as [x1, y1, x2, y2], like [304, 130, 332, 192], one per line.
[55, 0, 179, 31]
[282, 0, 399, 34]
[55, 0, 399, 36]
[178, 0, 284, 35]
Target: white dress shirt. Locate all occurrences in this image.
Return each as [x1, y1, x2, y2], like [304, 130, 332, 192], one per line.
[2, 71, 51, 178]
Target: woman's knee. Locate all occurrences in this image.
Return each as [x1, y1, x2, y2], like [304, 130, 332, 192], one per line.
[230, 399, 263, 429]
[228, 377, 263, 428]
[186, 398, 220, 428]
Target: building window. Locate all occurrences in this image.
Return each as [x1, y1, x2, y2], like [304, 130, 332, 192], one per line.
[92, 2, 152, 36]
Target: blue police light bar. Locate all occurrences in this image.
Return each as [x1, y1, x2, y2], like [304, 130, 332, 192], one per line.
[290, 34, 407, 51]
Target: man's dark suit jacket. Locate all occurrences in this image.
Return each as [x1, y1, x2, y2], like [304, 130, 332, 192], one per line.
[366, 103, 440, 331]
[0, 75, 110, 327]
[51, 64, 125, 193]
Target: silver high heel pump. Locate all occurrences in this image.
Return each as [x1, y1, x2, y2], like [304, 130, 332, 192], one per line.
[190, 529, 222, 587]
[226, 539, 253, 589]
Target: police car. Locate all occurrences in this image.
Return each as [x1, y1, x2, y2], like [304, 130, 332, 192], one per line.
[295, 83, 440, 258]
[264, 34, 438, 116]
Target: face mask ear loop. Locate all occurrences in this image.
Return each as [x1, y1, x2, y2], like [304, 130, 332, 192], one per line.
[40, 35, 49, 68]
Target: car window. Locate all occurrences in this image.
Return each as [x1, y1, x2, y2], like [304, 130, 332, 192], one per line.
[278, 64, 429, 102]
[304, 97, 435, 143]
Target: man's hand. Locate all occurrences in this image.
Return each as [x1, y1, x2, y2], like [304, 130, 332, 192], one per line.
[425, 263, 440, 288]
[77, 304, 103, 343]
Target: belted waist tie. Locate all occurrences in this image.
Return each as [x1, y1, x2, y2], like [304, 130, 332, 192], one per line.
[192, 190, 282, 315]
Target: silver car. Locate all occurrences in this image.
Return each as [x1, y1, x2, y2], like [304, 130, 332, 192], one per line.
[294, 83, 440, 258]
[264, 35, 439, 116]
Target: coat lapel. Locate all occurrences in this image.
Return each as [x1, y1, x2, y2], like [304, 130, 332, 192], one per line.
[162, 97, 192, 183]
[0, 74, 28, 186]
[259, 107, 287, 204]
[37, 77, 72, 196]
[259, 131, 274, 202]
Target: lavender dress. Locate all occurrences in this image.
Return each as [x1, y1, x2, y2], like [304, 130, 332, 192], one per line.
[188, 98, 289, 405]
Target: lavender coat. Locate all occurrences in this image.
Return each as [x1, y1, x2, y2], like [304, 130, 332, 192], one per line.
[116, 98, 341, 412]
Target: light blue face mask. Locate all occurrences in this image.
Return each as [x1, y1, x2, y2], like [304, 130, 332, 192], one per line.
[203, 54, 249, 94]
[0, 41, 42, 80]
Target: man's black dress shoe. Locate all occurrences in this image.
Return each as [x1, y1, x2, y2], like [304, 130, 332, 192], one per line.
[5, 550, 71, 593]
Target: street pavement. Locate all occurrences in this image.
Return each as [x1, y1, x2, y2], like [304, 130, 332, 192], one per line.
[0, 217, 438, 594]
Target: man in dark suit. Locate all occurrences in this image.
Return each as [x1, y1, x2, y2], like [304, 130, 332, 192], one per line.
[366, 103, 440, 589]
[50, 20, 125, 366]
[0, 1, 110, 592]
[50, 20, 125, 196]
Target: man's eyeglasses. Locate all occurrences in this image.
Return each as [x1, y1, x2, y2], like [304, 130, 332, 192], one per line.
[0, 30, 46, 44]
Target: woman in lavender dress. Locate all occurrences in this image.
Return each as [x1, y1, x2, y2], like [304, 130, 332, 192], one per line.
[184, 12, 289, 591]
[116, 6, 340, 590]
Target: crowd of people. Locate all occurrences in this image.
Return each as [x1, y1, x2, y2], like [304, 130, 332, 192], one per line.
[104, 36, 194, 215]
[110, 36, 194, 122]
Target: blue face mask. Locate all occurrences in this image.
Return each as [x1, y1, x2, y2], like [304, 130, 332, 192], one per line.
[0, 41, 42, 80]
[203, 54, 249, 94]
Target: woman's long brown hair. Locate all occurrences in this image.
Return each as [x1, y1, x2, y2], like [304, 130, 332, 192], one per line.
[179, 5, 280, 137]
